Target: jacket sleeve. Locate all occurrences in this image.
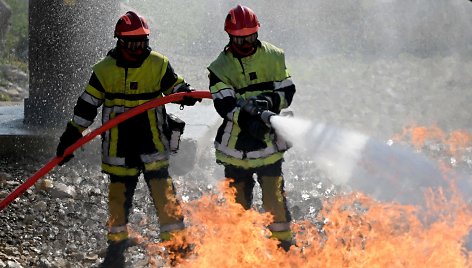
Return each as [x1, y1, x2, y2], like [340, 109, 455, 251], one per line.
[209, 71, 238, 121]
[260, 51, 296, 113]
[263, 76, 296, 113]
[71, 72, 105, 130]
[160, 61, 186, 96]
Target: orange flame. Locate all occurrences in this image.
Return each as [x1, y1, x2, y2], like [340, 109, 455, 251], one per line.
[127, 125, 472, 267]
[394, 124, 472, 158]
[135, 179, 472, 267]
[447, 130, 472, 156]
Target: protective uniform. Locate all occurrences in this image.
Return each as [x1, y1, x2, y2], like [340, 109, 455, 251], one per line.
[208, 5, 296, 251]
[56, 11, 197, 267]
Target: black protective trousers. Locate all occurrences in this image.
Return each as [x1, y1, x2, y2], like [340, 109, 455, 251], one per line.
[224, 160, 292, 240]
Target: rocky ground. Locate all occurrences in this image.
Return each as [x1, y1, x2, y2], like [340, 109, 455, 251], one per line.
[0, 138, 332, 268]
[0, 64, 28, 102]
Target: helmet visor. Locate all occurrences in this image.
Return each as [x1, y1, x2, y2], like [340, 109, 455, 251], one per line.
[118, 37, 149, 51]
[231, 33, 258, 46]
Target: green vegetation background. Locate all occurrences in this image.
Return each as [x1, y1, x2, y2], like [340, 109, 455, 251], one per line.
[1, 0, 28, 70]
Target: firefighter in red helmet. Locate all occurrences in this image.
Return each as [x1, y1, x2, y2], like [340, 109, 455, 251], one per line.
[55, 11, 199, 267]
[208, 5, 297, 251]
[224, 4, 260, 56]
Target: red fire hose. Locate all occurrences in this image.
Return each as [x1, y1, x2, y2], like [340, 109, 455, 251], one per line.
[0, 91, 212, 211]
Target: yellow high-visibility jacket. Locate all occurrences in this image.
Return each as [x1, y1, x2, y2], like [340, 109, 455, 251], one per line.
[71, 49, 186, 176]
[208, 41, 296, 169]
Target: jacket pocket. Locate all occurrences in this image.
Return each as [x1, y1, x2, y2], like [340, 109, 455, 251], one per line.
[166, 113, 186, 152]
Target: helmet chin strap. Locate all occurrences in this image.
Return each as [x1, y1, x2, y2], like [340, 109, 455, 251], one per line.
[116, 40, 150, 63]
[229, 42, 256, 57]
[120, 47, 145, 62]
[114, 41, 150, 67]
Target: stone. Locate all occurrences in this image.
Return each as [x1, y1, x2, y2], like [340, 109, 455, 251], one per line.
[36, 179, 53, 192]
[47, 182, 77, 199]
[34, 201, 48, 212]
[6, 261, 22, 268]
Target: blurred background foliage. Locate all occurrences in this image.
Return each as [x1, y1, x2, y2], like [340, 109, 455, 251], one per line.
[2, 0, 472, 71]
[1, 0, 28, 70]
[1, 0, 472, 84]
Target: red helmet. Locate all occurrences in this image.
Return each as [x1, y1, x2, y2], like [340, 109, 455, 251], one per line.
[114, 11, 150, 38]
[224, 5, 260, 36]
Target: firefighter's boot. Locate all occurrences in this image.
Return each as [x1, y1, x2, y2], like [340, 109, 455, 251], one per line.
[100, 240, 128, 268]
[270, 229, 295, 252]
[278, 239, 295, 252]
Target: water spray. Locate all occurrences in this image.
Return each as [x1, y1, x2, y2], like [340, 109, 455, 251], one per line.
[0, 91, 212, 211]
[269, 115, 445, 205]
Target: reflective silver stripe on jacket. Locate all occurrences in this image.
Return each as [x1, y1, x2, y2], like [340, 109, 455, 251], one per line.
[103, 155, 125, 166]
[101, 106, 118, 163]
[171, 83, 186, 93]
[155, 106, 170, 151]
[212, 88, 235, 100]
[219, 120, 234, 149]
[216, 116, 288, 160]
[72, 92, 104, 127]
[160, 221, 185, 233]
[102, 152, 169, 167]
[72, 115, 93, 128]
[225, 108, 236, 122]
[141, 152, 169, 163]
[80, 91, 103, 107]
[215, 141, 282, 160]
[246, 145, 279, 159]
[215, 141, 244, 159]
[268, 222, 291, 232]
[274, 78, 294, 90]
[101, 106, 127, 123]
[274, 78, 293, 108]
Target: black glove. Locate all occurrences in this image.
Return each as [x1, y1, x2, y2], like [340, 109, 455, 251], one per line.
[238, 107, 270, 140]
[174, 83, 202, 106]
[56, 122, 82, 166]
[241, 95, 274, 116]
[241, 97, 263, 116]
[257, 94, 273, 110]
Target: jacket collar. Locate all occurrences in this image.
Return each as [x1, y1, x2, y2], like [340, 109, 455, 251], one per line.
[107, 47, 151, 68]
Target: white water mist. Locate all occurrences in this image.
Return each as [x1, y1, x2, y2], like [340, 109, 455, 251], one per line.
[272, 115, 368, 185]
[271, 115, 445, 205]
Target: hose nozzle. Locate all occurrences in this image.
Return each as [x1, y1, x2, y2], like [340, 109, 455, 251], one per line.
[260, 110, 276, 127]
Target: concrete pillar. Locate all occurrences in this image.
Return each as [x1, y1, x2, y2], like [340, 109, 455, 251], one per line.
[25, 0, 119, 126]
